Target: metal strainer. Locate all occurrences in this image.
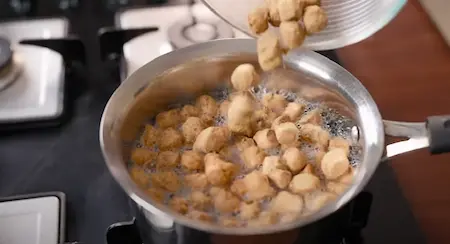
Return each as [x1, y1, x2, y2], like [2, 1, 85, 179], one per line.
[201, 0, 407, 50]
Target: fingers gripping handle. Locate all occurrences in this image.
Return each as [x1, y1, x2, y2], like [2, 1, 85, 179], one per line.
[426, 115, 450, 154]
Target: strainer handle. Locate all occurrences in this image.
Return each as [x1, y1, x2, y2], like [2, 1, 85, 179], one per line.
[383, 115, 450, 160]
[426, 116, 450, 154]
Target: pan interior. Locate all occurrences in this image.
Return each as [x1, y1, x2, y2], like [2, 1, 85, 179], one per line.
[100, 39, 384, 235]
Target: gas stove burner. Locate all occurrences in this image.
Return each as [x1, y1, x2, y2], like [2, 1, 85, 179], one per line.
[0, 48, 22, 92]
[0, 38, 13, 72]
[168, 17, 233, 49]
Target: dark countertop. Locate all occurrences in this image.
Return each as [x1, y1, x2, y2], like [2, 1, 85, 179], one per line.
[0, 1, 427, 244]
[0, 91, 133, 244]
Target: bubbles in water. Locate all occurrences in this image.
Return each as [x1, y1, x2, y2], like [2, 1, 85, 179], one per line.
[349, 145, 363, 167]
[303, 148, 319, 162]
[215, 116, 227, 127]
[304, 102, 320, 113]
[250, 85, 260, 94]
[321, 108, 355, 138]
[252, 85, 269, 100]
[127, 84, 362, 225]
[211, 86, 231, 102]
[276, 89, 297, 102]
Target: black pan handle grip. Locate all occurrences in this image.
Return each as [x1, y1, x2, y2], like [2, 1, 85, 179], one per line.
[426, 115, 450, 154]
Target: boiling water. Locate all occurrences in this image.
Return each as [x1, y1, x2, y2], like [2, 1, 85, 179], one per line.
[129, 85, 361, 224]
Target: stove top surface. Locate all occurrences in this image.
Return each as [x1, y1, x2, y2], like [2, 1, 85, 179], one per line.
[0, 2, 427, 244]
[0, 18, 67, 124]
[116, 3, 250, 76]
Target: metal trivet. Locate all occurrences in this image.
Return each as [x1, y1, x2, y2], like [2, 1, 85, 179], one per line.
[0, 37, 21, 91]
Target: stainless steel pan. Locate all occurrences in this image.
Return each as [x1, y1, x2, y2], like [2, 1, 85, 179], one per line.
[100, 38, 450, 236]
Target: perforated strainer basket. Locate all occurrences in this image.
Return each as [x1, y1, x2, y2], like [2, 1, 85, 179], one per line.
[202, 0, 407, 50]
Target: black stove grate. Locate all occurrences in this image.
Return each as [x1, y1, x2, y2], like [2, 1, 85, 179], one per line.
[106, 192, 372, 244]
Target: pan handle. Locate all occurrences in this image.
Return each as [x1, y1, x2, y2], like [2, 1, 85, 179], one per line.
[383, 115, 450, 160]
